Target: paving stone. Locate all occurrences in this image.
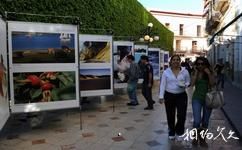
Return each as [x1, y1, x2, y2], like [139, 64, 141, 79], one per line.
[124, 127, 136, 131]
[98, 124, 109, 128]
[61, 144, 76, 150]
[154, 130, 166, 134]
[110, 117, 120, 120]
[146, 140, 161, 147]
[134, 119, 144, 123]
[32, 139, 46, 145]
[55, 128, 67, 133]
[119, 112, 128, 114]
[112, 136, 125, 142]
[82, 132, 95, 138]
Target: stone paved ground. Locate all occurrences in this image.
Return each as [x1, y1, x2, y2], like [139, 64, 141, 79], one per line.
[0, 83, 241, 150]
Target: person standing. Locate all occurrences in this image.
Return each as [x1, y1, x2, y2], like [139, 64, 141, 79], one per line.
[159, 55, 190, 140]
[182, 58, 192, 75]
[140, 55, 155, 110]
[126, 55, 140, 106]
[190, 57, 214, 147]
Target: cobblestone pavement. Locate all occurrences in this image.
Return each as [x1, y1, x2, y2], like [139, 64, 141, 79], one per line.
[0, 83, 241, 150]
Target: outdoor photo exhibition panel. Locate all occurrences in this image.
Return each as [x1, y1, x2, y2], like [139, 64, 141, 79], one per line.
[0, 18, 10, 130]
[79, 34, 113, 97]
[113, 41, 134, 88]
[8, 21, 79, 113]
[148, 48, 161, 80]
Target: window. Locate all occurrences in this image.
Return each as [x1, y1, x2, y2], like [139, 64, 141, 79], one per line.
[176, 40, 181, 51]
[179, 24, 184, 35]
[197, 25, 201, 37]
[192, 41, 197, 51]
[165, 23, 170, 28]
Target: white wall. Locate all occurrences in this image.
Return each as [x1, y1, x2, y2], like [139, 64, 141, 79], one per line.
[154, 15, 206, 37]
[151, 11, 208, 60]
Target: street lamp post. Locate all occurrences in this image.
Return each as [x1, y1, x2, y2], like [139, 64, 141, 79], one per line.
[139, 22, 159, 46]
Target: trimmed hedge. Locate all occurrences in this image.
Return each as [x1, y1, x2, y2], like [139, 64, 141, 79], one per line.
[0, 0, 173, 52]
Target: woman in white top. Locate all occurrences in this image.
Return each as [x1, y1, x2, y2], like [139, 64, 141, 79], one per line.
[159, 55, 190, 140]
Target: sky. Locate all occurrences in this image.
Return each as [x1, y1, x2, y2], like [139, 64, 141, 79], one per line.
[138, 0, 204, 14]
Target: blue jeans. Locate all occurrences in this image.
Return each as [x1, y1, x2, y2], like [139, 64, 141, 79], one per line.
[127, 82, 138, 104]
[192, 100, 212, 128]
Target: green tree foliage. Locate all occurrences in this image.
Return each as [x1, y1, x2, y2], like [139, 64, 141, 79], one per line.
[0, 0, 173, 51]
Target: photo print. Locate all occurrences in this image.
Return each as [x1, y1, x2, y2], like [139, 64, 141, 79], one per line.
[13, 71, 76, 104]
[80, 68, 111, 91]
[79, 41, 111, 63]
[134, 45, 148, 63]
[114, 45, 133, 83]
[148, 50, 160, 79]
[12, 32, 75, 63]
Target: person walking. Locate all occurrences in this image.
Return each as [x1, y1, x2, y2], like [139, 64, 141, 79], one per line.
[140, 55, 155, 110]
[190, 57, 215, 147]
[126, 55, 140, 106]
[159, 55, 190, 140]
[214, 58, 225, 89]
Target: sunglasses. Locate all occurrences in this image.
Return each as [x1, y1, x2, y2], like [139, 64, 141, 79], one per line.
[196, 62, 204, 66]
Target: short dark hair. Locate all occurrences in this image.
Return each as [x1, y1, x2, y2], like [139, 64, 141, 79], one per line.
[140, 55, 149, 61]
[126, 55, 135, 61]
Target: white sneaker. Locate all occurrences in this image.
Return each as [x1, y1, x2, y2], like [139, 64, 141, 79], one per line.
[176, 135, 184, 142]
[168, 135, 175, 140]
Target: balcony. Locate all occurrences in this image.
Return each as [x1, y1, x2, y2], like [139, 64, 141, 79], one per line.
[214, 0, 230, 14]
[205, 11, 221, 34]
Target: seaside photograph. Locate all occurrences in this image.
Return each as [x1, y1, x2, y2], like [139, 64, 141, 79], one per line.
[80, 68, 111, 91]
[12, 32, 75, 63]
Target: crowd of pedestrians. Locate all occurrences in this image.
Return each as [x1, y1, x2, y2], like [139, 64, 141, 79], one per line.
[122, 54, 224, 148]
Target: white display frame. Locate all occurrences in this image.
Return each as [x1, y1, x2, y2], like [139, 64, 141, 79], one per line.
[148, 48, 161, 80]
[0, 18, 10, 130]
[113, 41, 134, 89]
[79, 34, 113, 97]
[8, 21, 80, 113]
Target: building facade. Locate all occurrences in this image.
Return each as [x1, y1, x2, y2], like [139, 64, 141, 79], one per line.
[150, 10, 208, 61]
[204, 0, 242, 88]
